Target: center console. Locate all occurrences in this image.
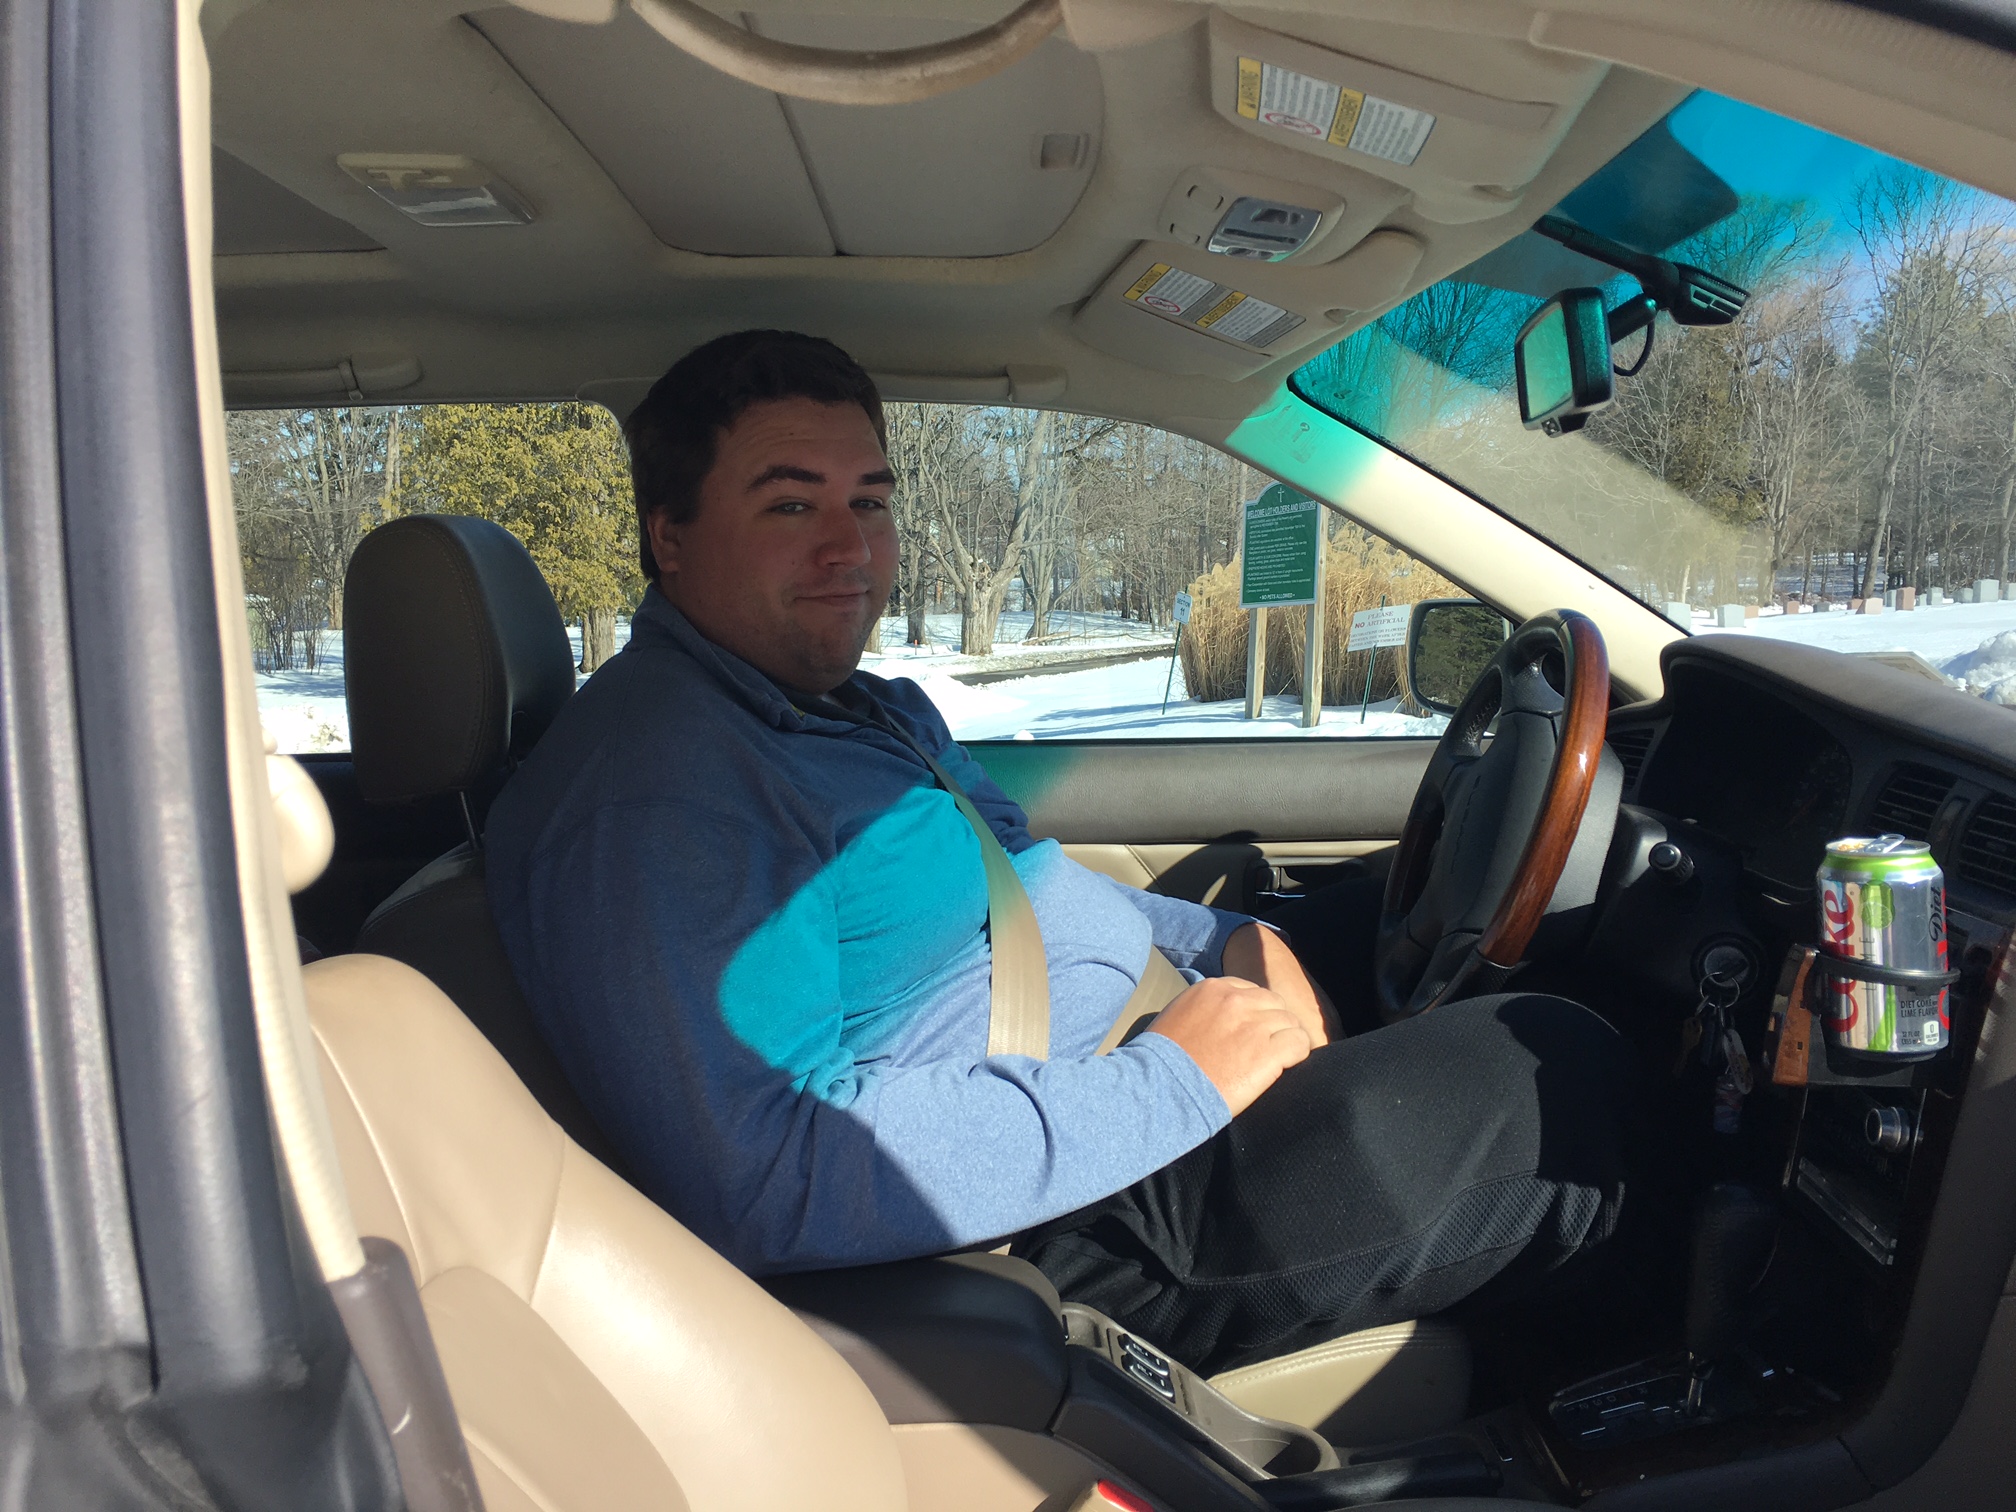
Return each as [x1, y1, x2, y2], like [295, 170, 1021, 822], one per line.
[767, 1253, 1509, 1512]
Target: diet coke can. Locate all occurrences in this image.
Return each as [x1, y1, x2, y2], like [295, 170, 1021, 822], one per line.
[1817, 835, 1949, 1059]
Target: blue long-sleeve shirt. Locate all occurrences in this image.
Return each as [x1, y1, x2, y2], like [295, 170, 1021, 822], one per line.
[484, 589, 1240, 1273]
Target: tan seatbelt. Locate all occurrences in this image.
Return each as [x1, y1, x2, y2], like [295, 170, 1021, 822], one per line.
[1097, 946, 1192, 1055]
[807, 695, 1189, 1060]
[904, 734, 1190, 1059]
[892, 734, 1052, 1060]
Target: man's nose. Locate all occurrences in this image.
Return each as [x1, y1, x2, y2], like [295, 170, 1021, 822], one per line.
[813, 503, 873, 565]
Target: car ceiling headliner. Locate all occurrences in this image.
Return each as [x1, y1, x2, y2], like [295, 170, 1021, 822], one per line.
[202, 0, 2016, 445]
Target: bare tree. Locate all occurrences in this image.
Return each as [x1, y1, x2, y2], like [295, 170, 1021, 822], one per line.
[884, 402, 966, 645]
[932, 408, 1053, 654]
[1741, 263, 1858, 592]
[1853, 169, 2004, 595]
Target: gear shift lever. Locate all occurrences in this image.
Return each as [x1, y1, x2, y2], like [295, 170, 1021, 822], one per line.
[1683, 1182, 1779, 1404]
[1549, 1183, 1779, 1445]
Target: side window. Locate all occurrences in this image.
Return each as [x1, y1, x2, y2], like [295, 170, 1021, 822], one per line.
[229, 400, 1460, 753]
[229, 403, 637, 753]
[879, 404, 1456, 741]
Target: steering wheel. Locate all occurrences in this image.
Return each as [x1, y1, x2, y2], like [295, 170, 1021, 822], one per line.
[1374, 609, 1613, 1020]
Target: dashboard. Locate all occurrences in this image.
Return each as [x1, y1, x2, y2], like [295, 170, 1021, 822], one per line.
[1532, 633, 2016, 1495]
[1636, 671, 1854, 893]
[1609, 638, 2016, 924]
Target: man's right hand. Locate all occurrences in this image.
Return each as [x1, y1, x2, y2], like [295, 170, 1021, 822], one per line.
[1147, 977, 1312, 1117]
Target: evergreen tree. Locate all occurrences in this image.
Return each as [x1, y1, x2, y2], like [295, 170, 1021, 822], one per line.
[398, 403, 638, 671]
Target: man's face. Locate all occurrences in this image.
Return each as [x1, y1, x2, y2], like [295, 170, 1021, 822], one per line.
[649, 397, 897, 694]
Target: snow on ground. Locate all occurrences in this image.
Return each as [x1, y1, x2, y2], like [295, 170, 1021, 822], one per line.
[912, 656, 1448, 742]
[860, 609, 1171, 681]
[1699, 598, 2016, 710]
[256, 637, 349, 754]
[255, 611, 1445, 752]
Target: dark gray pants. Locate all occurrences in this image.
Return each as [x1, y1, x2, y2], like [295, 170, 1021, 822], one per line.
[1014, 880, 1627, 1375]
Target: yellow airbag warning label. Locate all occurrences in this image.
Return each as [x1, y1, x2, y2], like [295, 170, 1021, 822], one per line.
[1124, 263, 1303, 349]
[1235, 56, 1434, 166]
[1124, 263, 1215, 317]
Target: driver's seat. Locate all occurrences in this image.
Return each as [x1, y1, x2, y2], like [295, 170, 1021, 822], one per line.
[336, 514, 1473, 1449]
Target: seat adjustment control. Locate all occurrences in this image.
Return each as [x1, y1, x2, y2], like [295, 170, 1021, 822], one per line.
[1120, 1337, 1177, 1400]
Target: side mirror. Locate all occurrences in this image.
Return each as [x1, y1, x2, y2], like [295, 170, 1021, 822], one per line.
[1514, 289, 1613, 436]
[1408, 598, 1511, 714]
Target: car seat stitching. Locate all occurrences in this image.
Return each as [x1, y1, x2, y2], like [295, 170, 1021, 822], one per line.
[310, 1011, 432, 1280]
[458, 1420, 594, 1512]
[525, 1136, 573, 1314]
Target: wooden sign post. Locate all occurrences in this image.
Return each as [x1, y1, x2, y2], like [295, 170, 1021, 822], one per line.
[1239, 484, 1321, 722]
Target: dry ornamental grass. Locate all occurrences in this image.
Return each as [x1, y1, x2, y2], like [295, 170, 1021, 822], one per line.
[1178, 523, 1459, 705]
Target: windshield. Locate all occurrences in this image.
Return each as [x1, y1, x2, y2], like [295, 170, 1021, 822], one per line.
[1291, 91, 2016, 702]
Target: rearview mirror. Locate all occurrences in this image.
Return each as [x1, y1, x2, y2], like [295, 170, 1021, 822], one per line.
[1408, 599, 1511, 714]
[1514, 289, 1613, 436]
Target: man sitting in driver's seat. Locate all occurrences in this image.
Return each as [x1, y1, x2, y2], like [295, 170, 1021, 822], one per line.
[485, 329, 1627, 1375]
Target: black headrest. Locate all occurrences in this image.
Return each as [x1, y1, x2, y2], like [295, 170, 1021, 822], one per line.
[343, 515, 577, 805]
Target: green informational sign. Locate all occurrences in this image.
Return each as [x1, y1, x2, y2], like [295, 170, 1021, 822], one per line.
[1239, 483, 1321, 608]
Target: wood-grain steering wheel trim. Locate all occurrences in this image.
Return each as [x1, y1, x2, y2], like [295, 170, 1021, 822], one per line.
[1380, 610, 1610, 973]
[1477, 612, 1609, 966]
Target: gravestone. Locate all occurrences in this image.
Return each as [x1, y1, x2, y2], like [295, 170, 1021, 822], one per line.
[1977, 579, 2001, 603]
[1716, 604, 1746, 628]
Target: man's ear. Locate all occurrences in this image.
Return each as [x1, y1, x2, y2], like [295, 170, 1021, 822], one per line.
[645, 505, 681, 583]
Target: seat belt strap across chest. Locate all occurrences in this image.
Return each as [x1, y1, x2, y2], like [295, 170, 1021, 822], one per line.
[894, 733, 1053, 1061]
[800, 695, 1051, 1059]
[803, 694, 1188, 1061]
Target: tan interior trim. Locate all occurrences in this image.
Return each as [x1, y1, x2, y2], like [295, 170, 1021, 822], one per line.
[890, 1423, 1106, 1512]
[182, 0, 363, 1283]
[1529, 0, 2016, 205]
[266, 735, 336, 894]
[1209, 1318, 1472, 1446]
[628, 0, 1064, 105]
[1063, 840, 1390, 893]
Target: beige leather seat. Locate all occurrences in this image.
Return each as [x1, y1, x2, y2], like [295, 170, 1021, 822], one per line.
[309, 950, 1119, 1512]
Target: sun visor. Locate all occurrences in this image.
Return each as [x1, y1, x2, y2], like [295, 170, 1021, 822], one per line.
[1206, 13, 1589, 226]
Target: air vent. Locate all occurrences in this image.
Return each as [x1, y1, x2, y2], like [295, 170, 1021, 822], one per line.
[1608, 726, 1656, 791]
[1957, 795, 2016, 895]
[1868, 763, 1956, 841]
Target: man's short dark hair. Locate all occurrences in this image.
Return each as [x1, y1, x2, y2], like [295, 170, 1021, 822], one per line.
[625, 329, 886, 581]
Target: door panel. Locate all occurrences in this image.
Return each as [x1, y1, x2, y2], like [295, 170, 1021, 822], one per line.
[1063, 840, 1392, 893]
[969, 739, 1431, 907]
[968, 739, 1432, 844]
[1063, 840, 1394, 913]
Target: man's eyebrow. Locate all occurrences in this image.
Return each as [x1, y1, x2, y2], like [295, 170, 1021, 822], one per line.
[748, 463, 825, 490]
[858, 467, 896, 488]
